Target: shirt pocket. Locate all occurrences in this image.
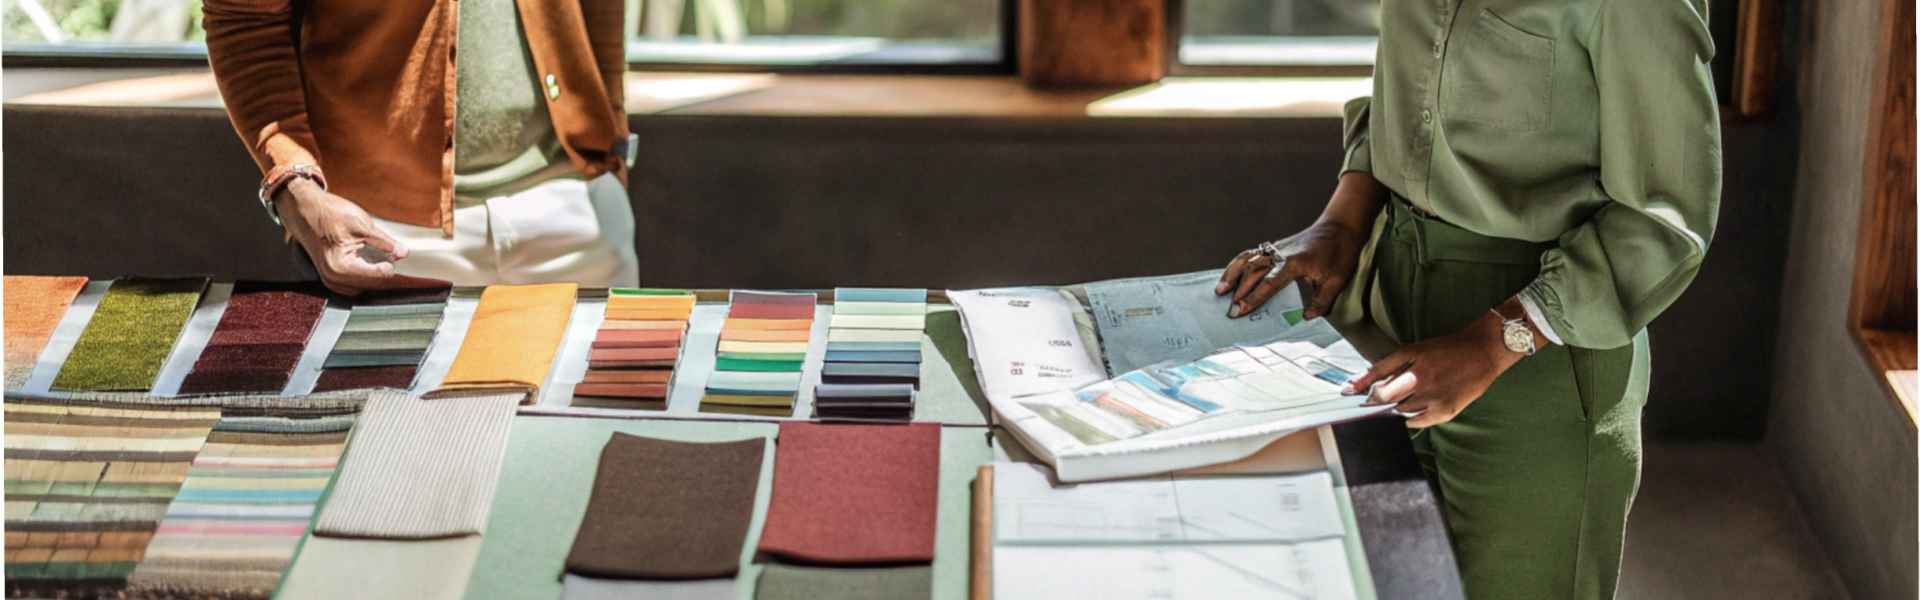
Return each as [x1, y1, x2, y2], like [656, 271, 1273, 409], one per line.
[1442, 8, 1555, 132]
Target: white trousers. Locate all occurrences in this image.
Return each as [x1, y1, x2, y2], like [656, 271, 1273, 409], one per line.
[374, 174, 639, 287]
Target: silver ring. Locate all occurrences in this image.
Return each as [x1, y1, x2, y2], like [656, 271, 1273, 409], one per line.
[1258, 240, 1284, 258]
[1262, 262, 1284, 281]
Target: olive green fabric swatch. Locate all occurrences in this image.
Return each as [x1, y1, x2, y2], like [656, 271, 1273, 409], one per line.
[753, 564, 931, 600]
[51, 277, 207, 391]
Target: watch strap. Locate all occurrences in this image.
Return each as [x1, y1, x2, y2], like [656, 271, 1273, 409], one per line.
[259, 163, 327, 227]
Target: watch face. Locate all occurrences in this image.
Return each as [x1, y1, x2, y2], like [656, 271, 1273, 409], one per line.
[1504, 325, 1534, 353]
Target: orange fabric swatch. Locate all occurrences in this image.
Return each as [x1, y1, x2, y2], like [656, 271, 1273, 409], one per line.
[592, 329, 684, 348]
[430, 283, 576, 401]
[583, 369, 673, 384]
[718, 328, 813, 343]
[4, 276, 87, 388]
[723, 319, 813, 332]
[602, 308, 695, 321]
[606, 294, 696, 311]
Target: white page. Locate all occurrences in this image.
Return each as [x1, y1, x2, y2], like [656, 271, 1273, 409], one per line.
[948, 288, 1106, 400]
[995, 540, 1358, 600]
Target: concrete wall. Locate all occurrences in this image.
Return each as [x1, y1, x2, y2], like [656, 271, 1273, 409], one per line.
[1766, 1, 1919, 598]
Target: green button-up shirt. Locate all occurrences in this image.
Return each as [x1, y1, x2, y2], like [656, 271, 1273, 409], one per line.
[1342, 0, 1723, 349]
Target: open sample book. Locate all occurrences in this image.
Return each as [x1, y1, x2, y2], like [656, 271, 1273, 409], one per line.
[949, 271, 1393, 482]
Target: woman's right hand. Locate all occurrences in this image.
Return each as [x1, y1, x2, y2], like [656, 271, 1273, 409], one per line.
[277, 178, 446, 296]
[1215, 172, 1385, 319]
[1214, 220, 1367, 319]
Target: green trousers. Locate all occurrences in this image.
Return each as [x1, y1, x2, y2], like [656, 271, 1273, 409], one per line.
[1370, 200, 1649, 600]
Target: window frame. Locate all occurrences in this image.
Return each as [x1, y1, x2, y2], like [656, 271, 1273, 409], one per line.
[1848, 0, 1918, 425]
[1161, 0, 1374, 78]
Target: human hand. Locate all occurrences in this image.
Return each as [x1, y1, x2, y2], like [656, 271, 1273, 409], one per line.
[276, 178, 446, 296]
[1342, 309, 1527, 428]
[1214, 219, 1367, 319]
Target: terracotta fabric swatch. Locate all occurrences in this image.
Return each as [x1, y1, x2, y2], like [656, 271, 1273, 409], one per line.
[599, 320, 687, 331]
[564, 434, 765, 579]
[573, 383, 670, 398]
[588, 347, 680, 368]
[432, 283, 576, 399]
[753, 564, 932, 600]
[4, 276, 88, 388]
[592, 329, 684, 348]
[582, 369, 673, 384]
[51, 277, 208, 391]
[755, 422, 940, 564]
[574, 289, 692, 409]
[178, 282, 327, 395]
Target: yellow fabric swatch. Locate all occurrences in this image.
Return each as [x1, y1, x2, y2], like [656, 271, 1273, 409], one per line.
[606, 294, 696, 312]
[430, 283, 577, 401]
[603, 307, 694, 321]
[716, 340, 810, 354]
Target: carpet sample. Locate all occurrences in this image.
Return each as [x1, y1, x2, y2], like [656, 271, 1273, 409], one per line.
[432, 283, 576, 400]
[3, 398, 219, 597]
[125, 410, 356, 599]
[51, 277, 208, 391]
[314, 390, 518, 538]
[564, 434, 765, 579]
[755, 422, 940, 565]
[177, 282, 327, 395]
[3, 276, 88, 389]
[312, 285, 448, 392]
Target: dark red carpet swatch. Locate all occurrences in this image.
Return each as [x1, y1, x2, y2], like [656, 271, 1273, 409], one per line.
[755, 422, 940, 565]
[565, 433, 766, 579]
[177, 282, 326, 395]
[311, 365, 419, 392]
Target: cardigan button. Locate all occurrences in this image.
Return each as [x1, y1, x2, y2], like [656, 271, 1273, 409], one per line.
[545, 74, 560, 100]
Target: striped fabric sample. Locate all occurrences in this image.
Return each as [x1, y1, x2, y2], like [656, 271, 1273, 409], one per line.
[430, 283, 577, 401]
[51, 277, 209, 392]
[312, 286, 450, 392]
[813, 289, 926, 421]
[125, 410, 356, 599]
[177, 282, 328, 395]
[574, 289, 695, 410]
[314, 390, 518, 538]
[702, 291, 816, 416]
[4, 275, 88, 389]
[3, 399, 219, 597]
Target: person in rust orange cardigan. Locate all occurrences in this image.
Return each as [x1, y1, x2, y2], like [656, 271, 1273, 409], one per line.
[205, 0, 638, 294]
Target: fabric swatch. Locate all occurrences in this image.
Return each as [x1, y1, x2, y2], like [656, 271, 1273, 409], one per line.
[564, 433, 765, 579]
[314, 390, 518, 538]
[4, 276, 88, 389]
[573, 290, 694, 408]
[51, 277, 208, 392]
[3, 398, 219, 597]
[753, 564, 933, 600]
[812, 384, 916, 422]
[701, 291, 815, 417]
[832, 288, 928, 304]
[312, 285, 448, 392]
[432, 283, 577, 400]
[562, 574, 735, 600]
[177, 282, 327, 395]
[125, 410, 356, 599]
[756, 422, 940, 565]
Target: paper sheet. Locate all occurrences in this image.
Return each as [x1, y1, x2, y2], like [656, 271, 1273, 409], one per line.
[946, 288, 1106, 400]
[1087, 270, 1306, 374]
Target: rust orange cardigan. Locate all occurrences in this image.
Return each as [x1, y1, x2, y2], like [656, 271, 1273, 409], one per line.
[203, 0, 629, 235]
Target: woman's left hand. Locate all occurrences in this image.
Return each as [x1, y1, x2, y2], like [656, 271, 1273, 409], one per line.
[1342, 311, 1526, 428]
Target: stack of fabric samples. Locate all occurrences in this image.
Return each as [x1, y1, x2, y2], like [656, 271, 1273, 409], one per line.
[701, 290, 817, 417]
[814, 288, 927, 421]
[177, 282, 328, 395]
[573, 289, 696, 410]
[312, 286, 451, 392]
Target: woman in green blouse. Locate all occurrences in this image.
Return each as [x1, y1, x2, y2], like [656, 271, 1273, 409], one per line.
[1218, 1, 1721, 598]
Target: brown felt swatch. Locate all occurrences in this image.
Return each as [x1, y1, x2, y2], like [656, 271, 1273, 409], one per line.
[755, 422, 940, 565]
[564, 433, 765, 579]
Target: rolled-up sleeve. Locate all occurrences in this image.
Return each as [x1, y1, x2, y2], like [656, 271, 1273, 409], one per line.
[203, 0, 322, 178]
[1519, 0, 1722, 349]
[1340, 96, 1373, 176]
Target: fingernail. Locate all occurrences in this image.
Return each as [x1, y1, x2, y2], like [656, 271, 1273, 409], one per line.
[1227, 304, 1243, 318]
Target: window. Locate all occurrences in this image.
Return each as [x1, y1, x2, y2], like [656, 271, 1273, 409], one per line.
[1174, 0, 1378, 71]
[625, 0, 1006, 70]
[2, 0, 208, 60]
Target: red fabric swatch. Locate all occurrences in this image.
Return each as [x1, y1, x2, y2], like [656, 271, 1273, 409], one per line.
[756, 422, 941, 565]
[312, 365, 418, 392]
[583, 370, 672, 384]
[178, 282, 326, 394]
[592, 329, 684, 349]
[728, 303, 815, 320]
[588, 347, 679, 368]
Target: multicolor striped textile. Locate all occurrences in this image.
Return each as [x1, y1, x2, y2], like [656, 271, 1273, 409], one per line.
[3, 398, 219, 597]
[702, 290, 817, 416]
[125, 410, 355, 598]
[312, 286, 451, 392]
